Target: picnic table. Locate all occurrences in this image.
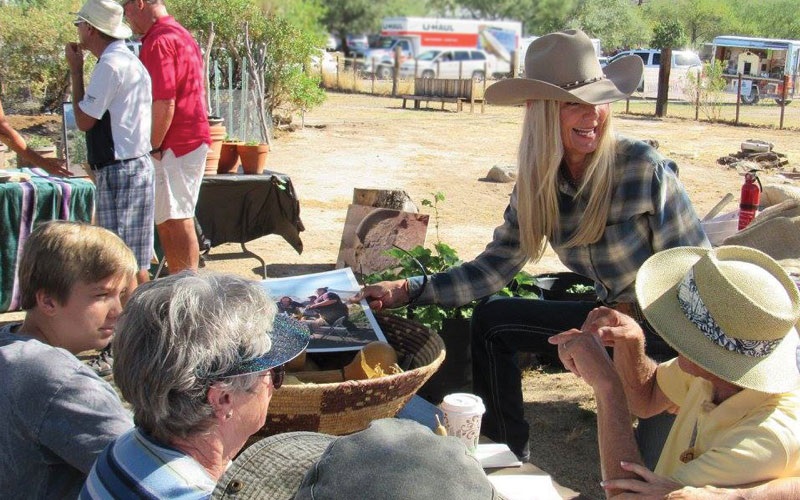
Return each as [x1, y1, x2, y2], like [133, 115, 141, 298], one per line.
[0, 172, 95, 312]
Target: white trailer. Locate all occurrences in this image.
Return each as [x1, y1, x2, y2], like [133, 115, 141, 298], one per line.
[711, 35, 800, 105]
[360, 17, 523, 79]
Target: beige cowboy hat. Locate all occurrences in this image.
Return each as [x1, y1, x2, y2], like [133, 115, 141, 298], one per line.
[485, 29, 643, 106]
[636, 245, 800, 394]
[73, 0, 132, 40]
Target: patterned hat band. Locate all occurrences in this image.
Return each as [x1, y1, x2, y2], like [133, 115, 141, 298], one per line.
[677, 268, 782, 357]
[560, 76, 605, 90]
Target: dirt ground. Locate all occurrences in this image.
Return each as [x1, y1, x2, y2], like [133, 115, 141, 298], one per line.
[6, 93, 800, 498]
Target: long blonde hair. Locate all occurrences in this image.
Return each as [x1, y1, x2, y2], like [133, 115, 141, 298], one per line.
[517, 100, 617, 262]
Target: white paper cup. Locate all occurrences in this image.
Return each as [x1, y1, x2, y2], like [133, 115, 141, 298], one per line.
[439, 393, 485, 453]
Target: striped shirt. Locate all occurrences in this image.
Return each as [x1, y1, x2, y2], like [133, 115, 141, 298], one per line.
[411, 136, 709, 306]
[80, 428, 216, 499]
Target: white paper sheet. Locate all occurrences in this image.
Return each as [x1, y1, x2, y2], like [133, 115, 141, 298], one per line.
[476, 443, 522, 469]
[487, 474, 562, 500]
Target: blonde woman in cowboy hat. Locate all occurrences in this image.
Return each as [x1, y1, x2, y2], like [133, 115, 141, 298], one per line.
[550, 246, 800, 498]
[356, 29, 708, 462]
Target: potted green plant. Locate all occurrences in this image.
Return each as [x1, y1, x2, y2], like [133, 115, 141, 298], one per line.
[218, 136, 243, 174]
[17, 135, 57, 168]
[364, 192, 539, 403]
[237, 140, 269, 175]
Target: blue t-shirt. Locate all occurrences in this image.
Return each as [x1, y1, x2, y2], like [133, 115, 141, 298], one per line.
[81, 428, 216, 499]
[0, 324, 133, 498]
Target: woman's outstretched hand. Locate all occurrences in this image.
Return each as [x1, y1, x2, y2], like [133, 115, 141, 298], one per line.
[351, 279, 409, 311]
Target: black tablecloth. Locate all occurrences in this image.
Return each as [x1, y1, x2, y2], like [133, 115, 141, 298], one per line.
[195, 172, 304, 254]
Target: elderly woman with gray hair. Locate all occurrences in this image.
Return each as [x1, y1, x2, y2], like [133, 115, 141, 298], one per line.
[80, 273, 309, 499]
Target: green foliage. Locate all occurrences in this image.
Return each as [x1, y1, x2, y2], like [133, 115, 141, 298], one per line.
[25, 135, 54, 148]
[651, 19, 686, 49]
[170, 0, 327, 125]
[567, 0, 650, 51]
[643, 0, 735, 46]
[0, 0, 83, 110]
[363, 192, 538, 332]
[685, 59, 728, 122]
[258, 15, 327, 117]
[364, 242, 538, 332]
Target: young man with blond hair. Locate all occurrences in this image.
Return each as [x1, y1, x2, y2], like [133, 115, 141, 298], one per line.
[0, 221, 134, 498]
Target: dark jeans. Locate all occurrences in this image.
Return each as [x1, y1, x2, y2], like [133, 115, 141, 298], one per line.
[471, 296, 675, 462]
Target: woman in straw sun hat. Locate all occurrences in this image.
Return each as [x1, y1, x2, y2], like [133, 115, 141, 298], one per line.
[356, 29, 708, 462]
[550, 245, 800, 496]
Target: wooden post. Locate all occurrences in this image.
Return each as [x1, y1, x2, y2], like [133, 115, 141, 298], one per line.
[391, 46, 401, 97]
[352, 56, 357, 92]
[694, 73, 700, 121]
[779, 74, 788, 130]
[735, 74, 741, 125]
[459, 60, 463, 79]
[335, 54, 340, 88]
[371, 57, 376, 94]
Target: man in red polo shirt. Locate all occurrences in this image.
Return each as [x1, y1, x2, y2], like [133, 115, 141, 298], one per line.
[123, 0, 210, 274]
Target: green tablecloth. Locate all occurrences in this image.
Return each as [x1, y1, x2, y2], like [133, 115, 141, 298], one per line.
[0, 175, 95, 312]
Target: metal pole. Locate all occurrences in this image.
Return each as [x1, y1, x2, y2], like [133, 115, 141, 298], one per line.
[227, 57, 234, 138]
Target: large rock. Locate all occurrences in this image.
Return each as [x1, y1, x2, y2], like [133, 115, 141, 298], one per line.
[485, 165, 516, 183]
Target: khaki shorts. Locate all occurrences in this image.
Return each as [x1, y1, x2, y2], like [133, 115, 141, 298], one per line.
[153, 144, 209, 224]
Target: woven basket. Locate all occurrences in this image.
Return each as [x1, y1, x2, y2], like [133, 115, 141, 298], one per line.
[257, 314, 445, 437]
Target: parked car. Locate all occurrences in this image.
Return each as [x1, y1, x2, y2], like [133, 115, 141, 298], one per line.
[325, 33, 339, 52]
[609, 48, 701, 69]
[310, 49, 339, 75]
[345, 33, 369, 58]
[398, 49, 495, 81]
[608, 48, 701, 98]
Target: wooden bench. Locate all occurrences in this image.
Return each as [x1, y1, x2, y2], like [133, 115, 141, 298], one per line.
[401, 78, 485, 113]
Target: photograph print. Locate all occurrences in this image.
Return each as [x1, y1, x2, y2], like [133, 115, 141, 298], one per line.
[260, 268, 386, 353]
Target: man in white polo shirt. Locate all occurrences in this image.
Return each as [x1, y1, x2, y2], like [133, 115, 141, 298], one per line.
[65, 0, 153, 285]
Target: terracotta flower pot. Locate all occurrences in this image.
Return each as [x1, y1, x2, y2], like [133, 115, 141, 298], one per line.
[237, 143, 269, 175]
[217, 141, 242, 174]
[205, 120, 227, 176]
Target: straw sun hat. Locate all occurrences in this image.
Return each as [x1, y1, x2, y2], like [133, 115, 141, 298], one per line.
[636, 246, 800, 394]
[73, 0, 132, 40]
[485, 29, 643, 106]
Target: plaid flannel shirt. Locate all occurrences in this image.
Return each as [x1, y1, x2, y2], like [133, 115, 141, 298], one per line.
[410, 137, 709, 307]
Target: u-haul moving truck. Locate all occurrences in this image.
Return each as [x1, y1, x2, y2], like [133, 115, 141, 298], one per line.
[360, 17, 523, 79]
[711, 35, 800, 105]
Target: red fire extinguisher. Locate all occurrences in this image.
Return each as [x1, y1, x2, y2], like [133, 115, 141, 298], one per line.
[738, 170, 762, 230]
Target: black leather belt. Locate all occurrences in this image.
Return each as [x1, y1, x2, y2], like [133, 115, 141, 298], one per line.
[89, 154, 146, 171]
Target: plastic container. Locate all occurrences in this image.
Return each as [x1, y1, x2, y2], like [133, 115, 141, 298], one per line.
[701, 210, 740, 247]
